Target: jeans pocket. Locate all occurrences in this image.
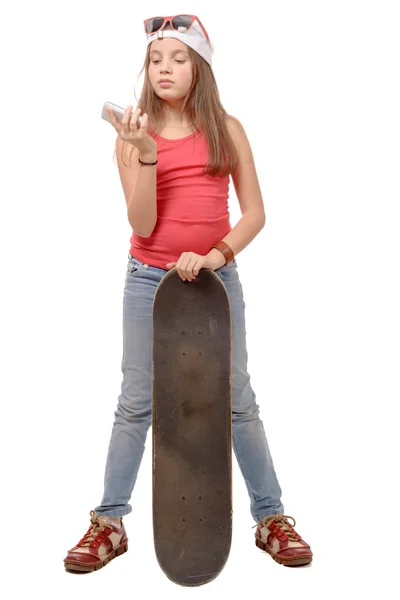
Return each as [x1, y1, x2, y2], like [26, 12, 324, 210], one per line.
[218, 259, 238, 279]
[124, 255, 144, 288]
[127, 254, 144, 274]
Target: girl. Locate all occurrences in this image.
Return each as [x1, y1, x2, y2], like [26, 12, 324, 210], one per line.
[64, 14, 312, 573]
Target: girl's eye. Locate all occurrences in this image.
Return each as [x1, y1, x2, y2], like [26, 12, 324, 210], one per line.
[152, 60, 185, 64]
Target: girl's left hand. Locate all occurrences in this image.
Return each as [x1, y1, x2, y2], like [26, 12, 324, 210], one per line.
[166, 252, 218, 281]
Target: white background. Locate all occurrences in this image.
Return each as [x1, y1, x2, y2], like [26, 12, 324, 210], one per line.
[1, 1, 399, 598]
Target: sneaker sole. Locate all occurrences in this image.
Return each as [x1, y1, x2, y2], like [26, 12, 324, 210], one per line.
[64, 541, 128, 573]
[255, 538, 312, 567]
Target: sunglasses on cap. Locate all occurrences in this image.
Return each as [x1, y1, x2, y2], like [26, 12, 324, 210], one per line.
[144, 15, 210, 43]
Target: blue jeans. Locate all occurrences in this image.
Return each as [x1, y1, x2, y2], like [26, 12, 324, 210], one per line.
[94, 254, 284, 523]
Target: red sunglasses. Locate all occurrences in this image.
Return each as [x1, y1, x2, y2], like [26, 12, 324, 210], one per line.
[144, 15, 210, 43]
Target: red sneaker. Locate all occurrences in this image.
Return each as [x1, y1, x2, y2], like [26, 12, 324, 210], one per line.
[254, 513, 313, 566]
[64, 510, 128, 573]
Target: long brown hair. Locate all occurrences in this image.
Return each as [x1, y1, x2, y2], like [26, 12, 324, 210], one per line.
[114, 42, 239, 177]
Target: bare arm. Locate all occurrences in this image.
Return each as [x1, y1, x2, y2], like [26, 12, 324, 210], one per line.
[206, 116, 266, 267]
[115, 137, 158, 238]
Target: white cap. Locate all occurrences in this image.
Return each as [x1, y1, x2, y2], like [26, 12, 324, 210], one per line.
[145, 19, 214, 66]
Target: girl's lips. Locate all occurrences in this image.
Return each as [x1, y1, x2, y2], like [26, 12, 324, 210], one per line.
[159, 81, 174, 87]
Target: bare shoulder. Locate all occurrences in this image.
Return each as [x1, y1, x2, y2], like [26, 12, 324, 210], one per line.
[225, 114, 247, 142]
[224, 114, 255, 167]
[224, 114, 242, 131]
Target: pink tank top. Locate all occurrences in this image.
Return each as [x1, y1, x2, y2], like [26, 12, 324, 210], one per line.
[128, 125, 231, 269]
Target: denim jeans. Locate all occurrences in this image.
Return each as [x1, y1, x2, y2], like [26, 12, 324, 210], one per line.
[94, 254, 284, 523]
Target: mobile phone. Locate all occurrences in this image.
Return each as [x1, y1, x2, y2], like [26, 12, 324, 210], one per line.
[101, 101, 143, 126]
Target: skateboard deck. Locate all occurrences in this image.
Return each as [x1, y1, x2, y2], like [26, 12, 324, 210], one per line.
[152, 267, 232, 586]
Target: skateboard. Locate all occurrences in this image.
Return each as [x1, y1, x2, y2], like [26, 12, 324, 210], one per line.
[152, 267, 232, 586]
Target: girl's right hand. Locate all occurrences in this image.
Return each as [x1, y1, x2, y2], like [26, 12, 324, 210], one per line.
[107, 106, 157, 155]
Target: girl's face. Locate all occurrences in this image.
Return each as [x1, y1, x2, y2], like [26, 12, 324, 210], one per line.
[148, 38, 193, 102]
